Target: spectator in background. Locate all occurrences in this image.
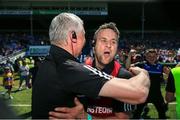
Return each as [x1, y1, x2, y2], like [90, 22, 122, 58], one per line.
[175, 50, 180, 63]
[29, 57, 35, 67]
[49, 22, 136, 119]
[6, 59, 14, 74]
[29, 57, 41, 85]
[83, 54, 93, 66]
[125, 49, 137, 69]
[1, 66, 14, 99]
[165, 50, 176, 63]
[32, 12, 150, 119]
[18, 60, 30, 90]
[131, 49, 167, 119]
[165, 63, 180, 119]
[115, 49, 127, 67]
[163, 65, 171, 82]
[17, 57, 23, 67]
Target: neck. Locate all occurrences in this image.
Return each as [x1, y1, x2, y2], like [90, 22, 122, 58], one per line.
[52, 42, 75, 57]
[95, 61, 105, 70]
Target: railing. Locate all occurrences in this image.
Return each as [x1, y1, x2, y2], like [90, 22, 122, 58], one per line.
[0, 49, 26, 64]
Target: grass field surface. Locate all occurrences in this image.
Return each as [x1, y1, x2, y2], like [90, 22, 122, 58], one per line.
[0, 75, 177, 119]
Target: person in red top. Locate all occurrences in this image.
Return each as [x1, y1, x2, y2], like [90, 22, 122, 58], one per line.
[49, 22, 136, 119]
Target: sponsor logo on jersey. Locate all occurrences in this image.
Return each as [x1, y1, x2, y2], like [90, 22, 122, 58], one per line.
[87, 106, 113, 114]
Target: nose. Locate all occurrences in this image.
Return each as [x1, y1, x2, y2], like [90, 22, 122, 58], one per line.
[106, 41, 111, 48]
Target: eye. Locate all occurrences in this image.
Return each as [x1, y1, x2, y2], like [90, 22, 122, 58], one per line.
[100, 39, 107, 44]
[112, 40, 118, 45]
[102, 39, 107, 43]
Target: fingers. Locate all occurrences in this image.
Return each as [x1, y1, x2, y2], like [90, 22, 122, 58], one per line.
[74, 97, 81, 105]
[49, 98, 83, 119]
[129, 67, 144, 75]
[49, 111, 70, 119]
[129, 67, 138, 74]
[54, 107, 70, 112]
[49, 116, 59, 120]
[74, 97, 82, 106]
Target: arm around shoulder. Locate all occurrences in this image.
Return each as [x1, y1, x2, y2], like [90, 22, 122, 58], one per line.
[99, 67, 150, 104]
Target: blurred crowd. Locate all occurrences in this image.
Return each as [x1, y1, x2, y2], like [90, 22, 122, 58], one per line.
[0, 31, 179, 118]
[1, 32, 180, 58]
[0, 33, 49, 57]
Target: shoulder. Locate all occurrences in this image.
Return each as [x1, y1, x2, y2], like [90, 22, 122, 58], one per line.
[63, 60, 87, 72]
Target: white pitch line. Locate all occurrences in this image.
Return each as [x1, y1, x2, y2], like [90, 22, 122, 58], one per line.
[9, 104, 31, 107]
[148, 102, 176, 105]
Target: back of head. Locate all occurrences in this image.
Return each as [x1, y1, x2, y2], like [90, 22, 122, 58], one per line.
[49, 12, 84, 44]
[4, 66, 10, 73]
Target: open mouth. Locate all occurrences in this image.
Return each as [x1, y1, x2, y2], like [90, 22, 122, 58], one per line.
[104, 51, 110, 55]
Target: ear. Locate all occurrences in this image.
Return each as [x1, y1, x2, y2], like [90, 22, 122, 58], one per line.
[92, 46, 95, 55]
[72, 31, 77, 39]
[91, 40, 96, 47]
[71, 31, 77, 43]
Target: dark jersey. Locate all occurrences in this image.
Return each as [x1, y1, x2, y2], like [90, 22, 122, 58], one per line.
[79, 60, 136, 118]
[166, 71, 175, 93]
[32, 45, 110, 118]
[136, 62, 164, 99]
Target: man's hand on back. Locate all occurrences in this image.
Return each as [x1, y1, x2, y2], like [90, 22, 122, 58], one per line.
[49, 97, 84, 119]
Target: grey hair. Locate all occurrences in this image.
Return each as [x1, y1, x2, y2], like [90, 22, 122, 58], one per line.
[49, 12, 84, 43]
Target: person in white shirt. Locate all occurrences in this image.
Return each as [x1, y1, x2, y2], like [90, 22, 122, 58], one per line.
[18, 60, 30, 90]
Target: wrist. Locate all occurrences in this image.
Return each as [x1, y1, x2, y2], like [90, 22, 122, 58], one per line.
[77, 112, 92, 120]
[76, 109, 86, 119]
[142, 69, 149, 76]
